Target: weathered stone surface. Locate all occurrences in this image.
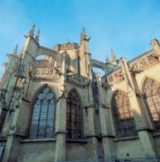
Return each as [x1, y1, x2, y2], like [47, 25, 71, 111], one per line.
[0, 28, 160, 162]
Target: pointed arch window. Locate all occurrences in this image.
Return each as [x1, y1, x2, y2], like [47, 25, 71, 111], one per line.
[112, 91, 137, 138]
[29, 86, 56, 138]
[143, 78, 160, 130]
[66, 89, 83, 139]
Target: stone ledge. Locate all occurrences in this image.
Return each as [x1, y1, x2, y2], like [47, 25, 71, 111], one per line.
[21, 138, 56, 143]
[55, 131, 67, 135]
[153, 130, 160, 137]
[99, 103, 110, 109]
[114, 135, 139, 142]
[83, 104, 94, 109]
[84, 135, 97, 138]
[136, 128, 153, 132]
[101, 134, 115, 138]
[22, 97, 31, 103]
[66, 139, 88, 143]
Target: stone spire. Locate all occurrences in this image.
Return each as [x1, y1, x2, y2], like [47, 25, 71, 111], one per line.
[111, 48, 117, 65]
[79, 27, 91, 77]
[35, 29, 40, 42]
[12, 44, 18, 55]
[80, 27, 87, 44]
[28, 24, 35, 37]
[80, 27, 91, 45]
[105, 55, 110, 64]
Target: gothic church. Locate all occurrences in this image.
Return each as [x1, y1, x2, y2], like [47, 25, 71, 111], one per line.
[0, 25, 160, 162]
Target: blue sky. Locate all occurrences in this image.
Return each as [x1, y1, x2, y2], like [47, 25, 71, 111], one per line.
[0, 0, 160, 75]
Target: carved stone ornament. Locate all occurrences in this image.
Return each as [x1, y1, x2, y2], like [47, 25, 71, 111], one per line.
[66, 74, 89, 87]
[147, 54, 160, 64]
[31, 60, 61, 81]
[130, 62, 144, 74]
[107, 69, 125, 85]
[131, 51, 160, 75]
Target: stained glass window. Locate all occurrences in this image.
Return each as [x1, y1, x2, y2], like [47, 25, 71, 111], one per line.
[0, 141, 5, 161]
[112, 91, 137, 138]
[143, 78, 160, 130]
[66, 89, 83, 139]
[29, 86, 56, 138]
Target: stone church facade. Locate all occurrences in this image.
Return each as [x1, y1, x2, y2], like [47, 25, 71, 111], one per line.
[0, 25, 160, 162]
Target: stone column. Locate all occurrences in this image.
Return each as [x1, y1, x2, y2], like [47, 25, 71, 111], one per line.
[128, 91, 156, 158]
[84, 85, 98, 160]
[2, 78, 26, 162]
[54, 94, 67, 162]
[96, 75, 115, 160]
[2, 135, 20, 162]
[138, 130, 156, 157]
[120, 58, 156, 158]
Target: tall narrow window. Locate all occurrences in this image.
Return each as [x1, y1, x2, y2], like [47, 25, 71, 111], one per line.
[66, 89, 83, 139]
[0, 110, 6, 134]
[0, 141, 5, 161]
[29, 86, 56, 138]
[143, 78, 160, 130]
[112, 91, 136, 138]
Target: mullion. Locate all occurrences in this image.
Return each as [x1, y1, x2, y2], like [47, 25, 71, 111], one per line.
[51, 101, 55, 135]
[118, 96, 124, 137]
[44, 99, 50, 137]
[36, 100, 43, 137]
[123, 96, 131, 136]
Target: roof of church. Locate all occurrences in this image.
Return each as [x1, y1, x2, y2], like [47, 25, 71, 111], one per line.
[102, 49, 153, 78]
[128, 49, 153, 64]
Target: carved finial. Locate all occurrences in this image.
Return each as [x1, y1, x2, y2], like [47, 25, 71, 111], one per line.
[105, 55, 110, 64]
[82, 27, 86, 34]
[150, 38, 160, 59]
[150, 38, 159, 46]
[81, 27, 87, 39]
[111, 48, 117, 65]
[80, 27, 91, 44]
[28, 24, 35, 37]
[35, 29, 40, 42]
[12, 44, 18, 55]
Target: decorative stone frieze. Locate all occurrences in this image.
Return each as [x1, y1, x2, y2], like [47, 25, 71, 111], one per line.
[66, 74, 90, 87]
[131, 51, 160, 74]
[107, 68, 125, 85]
[30, 60, 61, 81]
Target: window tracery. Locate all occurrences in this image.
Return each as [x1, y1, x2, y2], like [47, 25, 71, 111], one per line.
[29, 86, 56, 138]
[112, 91, 137, 138]
[66, 89, 83, 139]
[143, 78, 160, 130]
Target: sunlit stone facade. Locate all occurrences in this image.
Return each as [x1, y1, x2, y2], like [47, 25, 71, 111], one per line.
[0, 26, 160, 162]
